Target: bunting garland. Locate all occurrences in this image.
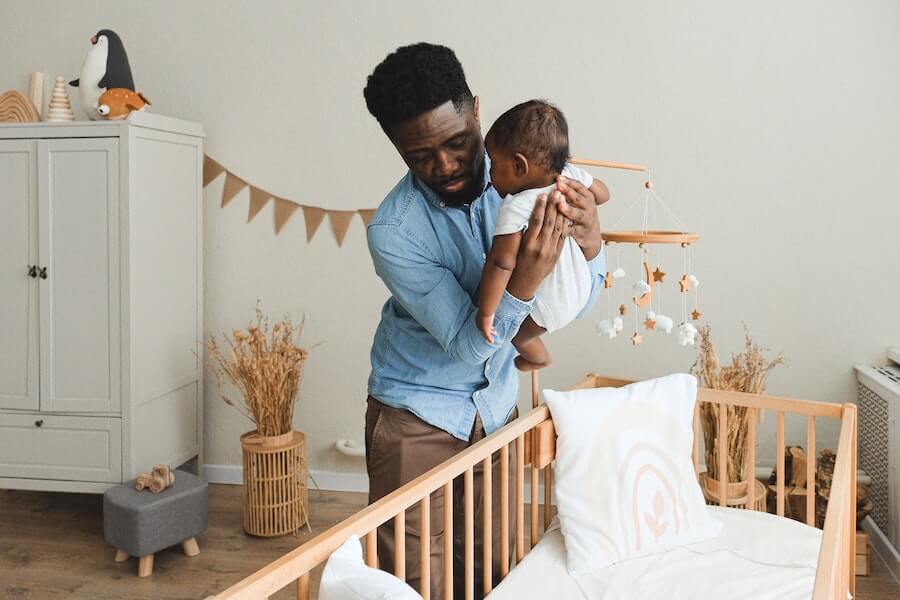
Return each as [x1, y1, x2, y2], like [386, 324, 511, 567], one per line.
[203, 154, 376, 246]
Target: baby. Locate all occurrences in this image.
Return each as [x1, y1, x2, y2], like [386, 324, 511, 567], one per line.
[479, 100, 609, 370]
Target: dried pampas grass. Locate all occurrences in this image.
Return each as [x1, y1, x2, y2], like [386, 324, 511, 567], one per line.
[693, 323, 785, 482]
[203, 307, 311, 437]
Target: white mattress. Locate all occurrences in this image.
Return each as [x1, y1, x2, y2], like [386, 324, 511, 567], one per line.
[488, 507, 823, 600]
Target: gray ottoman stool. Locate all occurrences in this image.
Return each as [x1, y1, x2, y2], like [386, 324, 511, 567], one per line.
[103, 469, 208, 577]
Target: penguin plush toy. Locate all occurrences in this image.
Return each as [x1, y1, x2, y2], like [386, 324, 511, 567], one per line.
[69, 29, 135, 120]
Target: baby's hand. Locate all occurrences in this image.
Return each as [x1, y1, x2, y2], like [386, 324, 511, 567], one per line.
[477, 312, 497, 344]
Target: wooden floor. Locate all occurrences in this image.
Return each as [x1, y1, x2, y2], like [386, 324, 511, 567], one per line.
[1, 484, 898, 599]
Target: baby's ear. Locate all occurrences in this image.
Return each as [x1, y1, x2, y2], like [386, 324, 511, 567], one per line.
[513, 152, 529, 177]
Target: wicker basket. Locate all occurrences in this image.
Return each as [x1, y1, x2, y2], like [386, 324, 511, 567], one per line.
[240, 430, 309, 537]
[699, 471, 767, 511]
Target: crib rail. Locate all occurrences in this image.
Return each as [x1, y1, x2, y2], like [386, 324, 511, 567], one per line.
[212, 373, 856, 600]
[812, 402, 857, 599]
[213, 402, 553, 600]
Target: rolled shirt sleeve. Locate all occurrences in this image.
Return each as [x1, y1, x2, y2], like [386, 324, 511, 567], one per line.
[576, 244, 607, 320]
[368, 223, 533, 366]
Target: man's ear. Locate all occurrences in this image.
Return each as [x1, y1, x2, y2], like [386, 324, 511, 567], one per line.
[513, 152, 529, 177]
[472, 96, 480, 121]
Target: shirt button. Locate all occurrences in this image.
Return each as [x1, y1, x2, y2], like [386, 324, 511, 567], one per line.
[440, 201, 446, 208]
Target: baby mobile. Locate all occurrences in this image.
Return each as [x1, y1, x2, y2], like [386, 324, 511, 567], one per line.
[570, 158, 702, 347]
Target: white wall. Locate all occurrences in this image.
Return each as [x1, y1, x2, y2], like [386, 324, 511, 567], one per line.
[3, 0, 898, 475]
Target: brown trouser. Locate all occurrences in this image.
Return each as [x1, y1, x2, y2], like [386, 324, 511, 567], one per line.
[365, 397, 516, 600]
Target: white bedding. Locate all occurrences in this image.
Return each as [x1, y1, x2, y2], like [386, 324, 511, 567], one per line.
[488, 507, 823, 600]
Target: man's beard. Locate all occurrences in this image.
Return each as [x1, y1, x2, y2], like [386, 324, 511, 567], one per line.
[438, 153, 485, 207]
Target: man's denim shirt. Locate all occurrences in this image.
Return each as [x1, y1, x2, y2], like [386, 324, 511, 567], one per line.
[367, 154, 606, 441]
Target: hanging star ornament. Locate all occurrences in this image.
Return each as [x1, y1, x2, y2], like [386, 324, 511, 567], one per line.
[652, 267, 666, 283]
[679, 274, 691, 293]
[604, 272, 613, 289]
[619, 304, 627, 316]
[631, 332, 643, 345]
[644, 317, 656, 330]
[691, 308, 703, 321]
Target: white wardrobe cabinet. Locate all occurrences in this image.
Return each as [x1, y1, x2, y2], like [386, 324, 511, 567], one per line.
[0, 113, 204, 493]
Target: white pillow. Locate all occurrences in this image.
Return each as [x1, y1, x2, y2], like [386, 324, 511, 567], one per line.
[544, 373, 722, 575]
[319, 535, 421, 600]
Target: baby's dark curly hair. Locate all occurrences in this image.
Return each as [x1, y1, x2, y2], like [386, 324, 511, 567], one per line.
[364, 42, 474, 132]
[486, 100, 569, 174]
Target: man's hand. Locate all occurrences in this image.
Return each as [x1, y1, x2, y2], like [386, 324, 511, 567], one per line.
[556, 176, 604, 261]
[507, 193, 568, 301]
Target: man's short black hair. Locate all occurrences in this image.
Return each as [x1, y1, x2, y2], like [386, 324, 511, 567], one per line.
[486, 100, 569, 174]
[364, 42, 474, 132]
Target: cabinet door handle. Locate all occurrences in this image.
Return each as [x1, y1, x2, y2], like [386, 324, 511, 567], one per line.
[35, 419, 44, 427]
[27, 265, 38, 278]
[39, 267, 48, 280]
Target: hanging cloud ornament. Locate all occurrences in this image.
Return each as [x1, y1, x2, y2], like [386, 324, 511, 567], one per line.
[633, 280, 652, 295]
[689, 274, 700, 288]
[612, 267, 626, 279]
[613, 316, 624, 332]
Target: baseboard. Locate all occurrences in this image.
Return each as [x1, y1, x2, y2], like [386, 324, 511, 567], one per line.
[862, 516, 900, 584]
[202, 464, 553, 502]
[203, 464, 369, 493]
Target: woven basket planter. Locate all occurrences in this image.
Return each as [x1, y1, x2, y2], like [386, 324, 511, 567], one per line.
[699, 471, 767, 511]
[240, 430, 309, 537]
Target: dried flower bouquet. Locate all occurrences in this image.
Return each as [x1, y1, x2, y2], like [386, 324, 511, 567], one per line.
[203, 307, 309, 437]
[694, 324, 785, 483]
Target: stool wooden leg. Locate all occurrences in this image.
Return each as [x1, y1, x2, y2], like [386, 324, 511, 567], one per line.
[138, 554, 154, 577]
[114, 549, 129, 563]
[182, 537, 200, 557]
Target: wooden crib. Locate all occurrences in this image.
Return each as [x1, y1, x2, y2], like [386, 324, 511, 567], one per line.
[212, 373, 857, 600]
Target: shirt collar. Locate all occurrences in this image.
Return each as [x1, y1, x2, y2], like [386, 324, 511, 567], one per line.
[413, 152, 493, 209]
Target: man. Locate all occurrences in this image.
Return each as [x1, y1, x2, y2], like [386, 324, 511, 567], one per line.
[362, 43, 606, 599]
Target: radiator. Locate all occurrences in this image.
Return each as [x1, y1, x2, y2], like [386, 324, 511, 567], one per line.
[855, 348, 900, 556]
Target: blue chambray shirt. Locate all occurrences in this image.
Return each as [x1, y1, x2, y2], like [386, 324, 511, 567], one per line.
[367, 153, 607, 441]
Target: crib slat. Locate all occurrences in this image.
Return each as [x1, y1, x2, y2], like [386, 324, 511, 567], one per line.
[776, 411, 785, 517]
[420, 496, 430, 600]
[840, 504, 848, 596]
[444, 480, 453, 600]
[718, 405, 727, 507]
[500, 443, 510, 578]
[693, 401, 701, 477]
[516, 435, 525, 562]
[807, 416, 816, 526]
[850, 414, 857, 597]
[464, 467, 474, 600]
[531, 432, 539, 546]
[543, 466, 552, 530]
[483, 456, 493, 596]
[365, 529, 377, 568]
[747, 408, 757, 510]
[394, 511, 406, 580]
[296, 572, 309, 600]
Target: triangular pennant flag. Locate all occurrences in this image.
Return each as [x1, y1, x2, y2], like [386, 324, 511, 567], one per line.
[302, 206, 327, 242]
[358, 209, 377, 226]
[203, 155, 225, 187]
[221, 172, 247, 207]
[329, 210, 356, 247]
[274, 198, 300, 234]
[247, 186, 271, 223]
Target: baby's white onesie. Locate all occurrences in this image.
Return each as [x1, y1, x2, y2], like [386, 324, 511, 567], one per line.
[492, 164, 594, 332]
